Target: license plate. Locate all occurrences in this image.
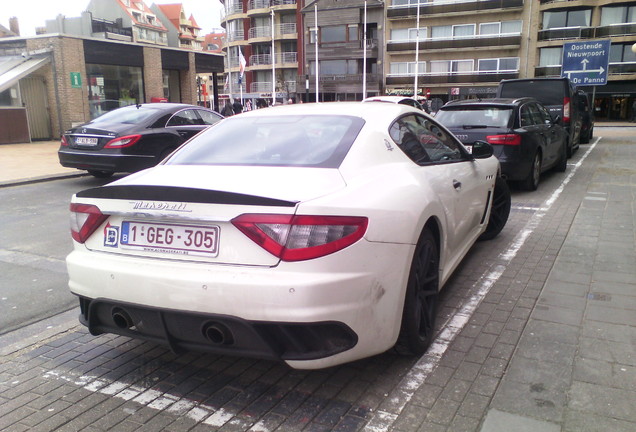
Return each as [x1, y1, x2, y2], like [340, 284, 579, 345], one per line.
[75, 137, 98, 146]
[120, 221, 220, 256]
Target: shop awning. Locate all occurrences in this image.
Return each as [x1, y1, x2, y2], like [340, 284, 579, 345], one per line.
[0, 56, 51, 94]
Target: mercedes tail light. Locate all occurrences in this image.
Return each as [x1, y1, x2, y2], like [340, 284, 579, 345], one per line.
[61, 135, 69, 147]
[104, 134, 142, 148]
[563, 97, 571, 124]
[70, 203, 108, 243]
[486, 134, 522, 146]
[232, 214, 368, 261]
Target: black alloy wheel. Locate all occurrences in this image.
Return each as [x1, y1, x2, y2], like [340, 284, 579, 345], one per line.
[479, 176, 511, 241]
[395, 228, 439, 355]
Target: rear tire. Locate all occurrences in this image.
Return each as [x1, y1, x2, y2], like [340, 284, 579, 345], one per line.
[394, 228, 439, 355]
[555, 142, 567, 173]
[521, 152, 541, 191]
[479, 177, 511, 241]
[88, 170, 114, 178]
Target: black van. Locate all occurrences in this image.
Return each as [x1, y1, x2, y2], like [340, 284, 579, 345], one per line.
[497, 78, 581, 157]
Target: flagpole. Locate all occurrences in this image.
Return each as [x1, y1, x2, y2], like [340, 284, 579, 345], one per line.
[225, 1, 233, 103]
[414, 1, 420, 99]
[362, 0, 367, 99]
[271, 7, 276, 106]
[314, 3, 319, 103]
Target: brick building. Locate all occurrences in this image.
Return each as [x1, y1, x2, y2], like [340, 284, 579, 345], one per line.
[0, 34, 223, 144]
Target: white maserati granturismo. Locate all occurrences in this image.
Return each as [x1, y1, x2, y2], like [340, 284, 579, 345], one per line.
[66, 102, 510, 369]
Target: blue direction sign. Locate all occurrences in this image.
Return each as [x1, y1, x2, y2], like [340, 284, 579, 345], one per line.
[561, 39, 610, 86]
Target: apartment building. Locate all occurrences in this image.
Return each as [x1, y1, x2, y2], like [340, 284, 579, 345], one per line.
[301, 0, 384, 102]
[385, 0, 527, 107]
[152, 3, 205, 51]
[220, 0, 301, 105]
[88, 0, 169, 45]
[535, 0, 636, 120]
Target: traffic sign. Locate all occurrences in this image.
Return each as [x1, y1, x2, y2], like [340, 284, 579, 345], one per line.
[561, 39, 610, 86]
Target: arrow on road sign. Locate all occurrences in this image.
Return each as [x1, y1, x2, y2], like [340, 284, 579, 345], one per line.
[563, 59, 605, 78]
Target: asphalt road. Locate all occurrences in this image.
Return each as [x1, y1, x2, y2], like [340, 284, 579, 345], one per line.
[0, 175, 125, 335]
[0, 156, 567, 337]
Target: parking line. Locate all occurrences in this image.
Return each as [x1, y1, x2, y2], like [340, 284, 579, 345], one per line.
[362, 137, 599, 431]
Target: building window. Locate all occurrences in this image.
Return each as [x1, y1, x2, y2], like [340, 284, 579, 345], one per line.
[389, 62, 425, 75]
[478, 57, 519, 71]
[163, 70, 181, 102]
[86, 64, 145, 119]
[321, 25, 347, 43]
[543, 9, 591, 29]
[539, 47, 563, 66]
[601, 5, 636, 26]
[429, 60, 474, 73]
[609, 43, 636, 63]
[390, 28, 427, 41]
[479, 20, 522, 35]
[431, 24, 475, 39]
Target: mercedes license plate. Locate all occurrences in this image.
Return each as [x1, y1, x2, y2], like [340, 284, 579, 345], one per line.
[75, 137, 98, 146]
[120, 221, 220, 256]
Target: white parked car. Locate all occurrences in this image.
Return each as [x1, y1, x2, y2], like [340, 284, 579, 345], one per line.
[362, 95, 430, 113]
[67, 102, 510, 369]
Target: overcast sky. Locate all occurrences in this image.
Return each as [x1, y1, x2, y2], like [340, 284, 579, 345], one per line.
[3, 0, 225, 36]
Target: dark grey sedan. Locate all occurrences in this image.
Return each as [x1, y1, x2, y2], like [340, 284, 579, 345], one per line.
[436, 97, 568, 190]
[59, 103, 223, 178]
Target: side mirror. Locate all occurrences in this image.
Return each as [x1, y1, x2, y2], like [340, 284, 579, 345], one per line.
[472, 141, 494, 159]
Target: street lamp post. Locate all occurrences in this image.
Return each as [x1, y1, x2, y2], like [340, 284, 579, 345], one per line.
[362, 0, 367, 99]
[413, 1, 420, 99]
[271, 8, 276, 106]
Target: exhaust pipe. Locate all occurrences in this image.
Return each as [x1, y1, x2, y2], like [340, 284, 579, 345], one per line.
[202, 322, 234, 345]
[112, 308, 134, 329]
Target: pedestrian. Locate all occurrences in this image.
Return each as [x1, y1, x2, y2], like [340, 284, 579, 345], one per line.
[631, 99, 636, 122]
[222, 100, 234, 117]
[232, 99, 243, 114]
[244, 99, 252, 111]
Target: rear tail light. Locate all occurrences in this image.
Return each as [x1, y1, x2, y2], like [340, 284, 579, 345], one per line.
[70, 203, 108, 243]
[486, 134, 522, 146]
[61, 135, 69, 147]
[104, 134, 142, 148]
[563, 97, 570, 124]
[232, 214, 368, 261]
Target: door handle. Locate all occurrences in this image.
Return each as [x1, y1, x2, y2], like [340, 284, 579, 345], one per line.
[453, 180, 462, 190]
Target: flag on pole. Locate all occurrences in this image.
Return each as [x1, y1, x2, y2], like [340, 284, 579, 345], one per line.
[238, 48, 246, 84]
[224, 73, 229, 91]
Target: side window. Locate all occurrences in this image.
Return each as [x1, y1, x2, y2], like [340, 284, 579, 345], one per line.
[520, 105, 534, 127]
[197, 110, 223, 125]
[536, 104, 553, 124]
[389, 114, 464, 165]
[528, 103, 546, 125]
[167, 109, 199, 126]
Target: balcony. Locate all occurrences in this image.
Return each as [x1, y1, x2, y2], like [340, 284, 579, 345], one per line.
[305, 39, 379, 60]
[226, 30, 245, 43]
[386, 70, 518, 85]
[535, 62, 636, 78]
[538, 27, 594, 41]
[387, 33, 521, 52]
[225, 1, 243, 15]
[247, 0, 297, 15]
[250, 80, 297, 93]
[248, 23, 297, 40]
[595, 23, 636, 38]
[387, 0, 523, 19]
[249, 52, 298, 67]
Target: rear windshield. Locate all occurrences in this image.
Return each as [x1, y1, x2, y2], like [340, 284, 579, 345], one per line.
[90, 105, 159, 125]
[436, 107, 512, 128]
[499, 81, 564, 105]
[166, 114, 364, 168]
